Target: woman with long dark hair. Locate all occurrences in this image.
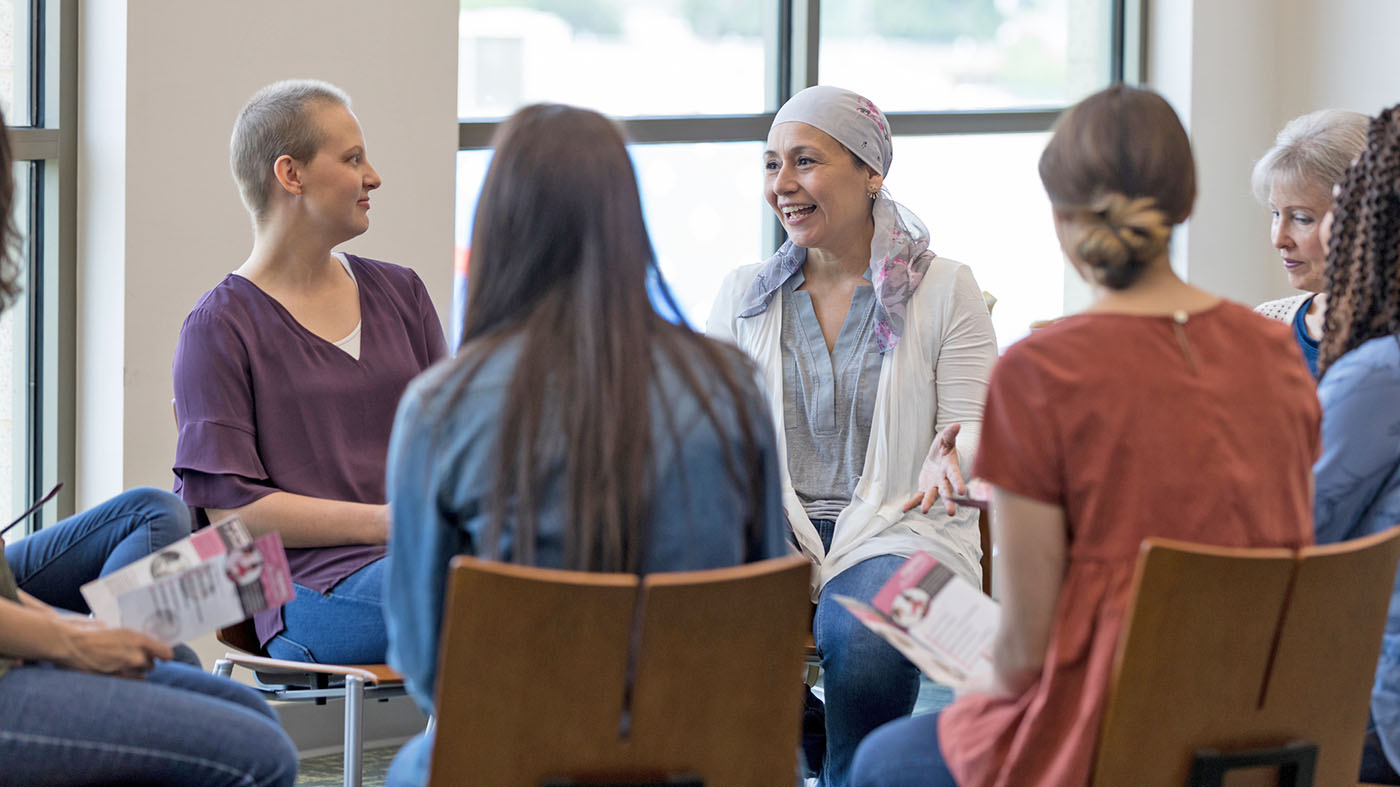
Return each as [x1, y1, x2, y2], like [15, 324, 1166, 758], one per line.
[850, 85, 1318, 787]
[383, 104, 788, 787]
[1312, 103, 1400, 785]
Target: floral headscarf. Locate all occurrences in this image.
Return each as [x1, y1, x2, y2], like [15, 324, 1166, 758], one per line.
[737, 86, 933, 352]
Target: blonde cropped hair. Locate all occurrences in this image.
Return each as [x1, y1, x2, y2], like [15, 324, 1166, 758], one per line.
[230, 79, 351, 220]
[1251, 109, 1369, 203]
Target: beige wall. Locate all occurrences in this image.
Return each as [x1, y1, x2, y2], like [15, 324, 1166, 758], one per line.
[77, 0, 459, 506]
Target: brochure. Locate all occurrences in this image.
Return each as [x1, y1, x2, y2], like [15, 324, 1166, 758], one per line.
[833, 550, 1000, 687]
[80, 517, 294, 645]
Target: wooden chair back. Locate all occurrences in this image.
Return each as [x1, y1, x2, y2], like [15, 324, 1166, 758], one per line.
[1092, 527, 1400, 787]
[427, 554, 812, 787]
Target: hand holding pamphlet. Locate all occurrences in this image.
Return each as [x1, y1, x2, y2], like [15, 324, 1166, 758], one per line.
[80, 516, 293, 645]
[833, 550, 1000, 688]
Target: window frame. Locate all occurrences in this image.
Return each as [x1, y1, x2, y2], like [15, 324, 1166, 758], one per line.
[7, 0, 77, 531]
[456, 0, 1145, 255]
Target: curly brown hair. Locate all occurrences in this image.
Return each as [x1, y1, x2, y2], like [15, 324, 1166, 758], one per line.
[0, 104, 21, 313]
[1319, 104, 1400, 375]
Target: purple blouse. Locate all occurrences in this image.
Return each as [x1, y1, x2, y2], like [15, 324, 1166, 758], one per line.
[172, 254, 447, 645]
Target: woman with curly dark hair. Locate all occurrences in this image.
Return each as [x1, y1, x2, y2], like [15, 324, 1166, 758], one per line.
[1312, 103, 1400, 785]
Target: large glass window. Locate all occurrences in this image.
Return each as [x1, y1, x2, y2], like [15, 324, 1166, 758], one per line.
[457, 0, 1138, 345]
[3, 0, 72, 535]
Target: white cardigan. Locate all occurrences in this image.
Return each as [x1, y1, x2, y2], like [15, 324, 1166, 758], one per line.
[706, 254, 998, 595]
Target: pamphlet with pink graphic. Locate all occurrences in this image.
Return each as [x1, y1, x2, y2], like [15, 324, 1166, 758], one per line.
[833, 551, 999, 687]
[80, 517, 293, 645]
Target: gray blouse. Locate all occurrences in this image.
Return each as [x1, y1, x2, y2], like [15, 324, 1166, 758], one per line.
[780, 270, 884, 521]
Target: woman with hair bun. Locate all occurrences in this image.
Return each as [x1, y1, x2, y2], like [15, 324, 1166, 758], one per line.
[1252, 109, 1368, 376]
[850, 85, 1319, 787]
[1311, 103, 1400, 784]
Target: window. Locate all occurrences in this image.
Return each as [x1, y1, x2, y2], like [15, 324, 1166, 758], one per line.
[1, 0, 75, 534]
[456, 0, 1142, 346]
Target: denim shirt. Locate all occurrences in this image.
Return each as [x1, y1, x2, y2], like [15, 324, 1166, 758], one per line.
[382, 337, 789, 786]
[1315, 334, 1400, 771]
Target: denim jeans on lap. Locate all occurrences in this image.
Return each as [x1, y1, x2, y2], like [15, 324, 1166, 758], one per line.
[849, 710, 956, 787]
[811, 519, 921, 787]
[267, 556, 388, 664]
[5, 487, 191, 613]
[0, 660, 297, 786]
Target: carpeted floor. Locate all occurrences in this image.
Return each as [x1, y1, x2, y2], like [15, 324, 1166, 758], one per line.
[296, 745, 397, 787]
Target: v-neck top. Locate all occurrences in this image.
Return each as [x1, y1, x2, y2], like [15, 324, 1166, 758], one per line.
[780, 269, 884, 521]
[172, 253, 447, 645]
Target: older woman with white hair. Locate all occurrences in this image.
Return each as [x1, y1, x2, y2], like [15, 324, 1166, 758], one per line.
[707, 85, 997, 786]
[1253, 108, 1368, 377]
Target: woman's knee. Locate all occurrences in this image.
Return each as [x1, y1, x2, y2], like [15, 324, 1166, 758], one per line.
[123, 487, 192, 546]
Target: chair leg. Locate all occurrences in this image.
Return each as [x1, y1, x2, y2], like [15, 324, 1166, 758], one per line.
[213, 658, 233, 678]
[343, 675, 365, 787]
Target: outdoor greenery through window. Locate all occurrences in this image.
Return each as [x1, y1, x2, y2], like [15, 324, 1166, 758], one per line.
[456, 0, 1130, 347]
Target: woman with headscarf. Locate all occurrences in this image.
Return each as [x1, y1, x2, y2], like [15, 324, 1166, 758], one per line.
[1252, 109, 1368, 377]
[707, 85, 998, 786]
[1312, 103, 1400, 785]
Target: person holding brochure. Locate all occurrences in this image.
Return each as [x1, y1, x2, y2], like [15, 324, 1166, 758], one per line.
[383, 104, 789, 787]
[850, 85, 1318, 786]
[706, 85, 998, 786]
[0, 106, 297, 786]
[1311, 104, 1400, 784]
[172, 79, 446, 664]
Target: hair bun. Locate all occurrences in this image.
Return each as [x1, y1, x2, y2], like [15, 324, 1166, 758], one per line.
[1076, 193, 1171, 288]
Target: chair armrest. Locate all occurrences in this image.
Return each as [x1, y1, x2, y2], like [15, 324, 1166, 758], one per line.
[219, 652, 401, 685]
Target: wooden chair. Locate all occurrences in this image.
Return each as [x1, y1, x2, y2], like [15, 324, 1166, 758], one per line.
[426, 554, 812, 786]
[212, 620, 406, 787]
[1092, 527, 1400, 787]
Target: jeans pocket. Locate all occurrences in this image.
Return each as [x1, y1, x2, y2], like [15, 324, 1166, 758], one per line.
[267, 632, 316, 663]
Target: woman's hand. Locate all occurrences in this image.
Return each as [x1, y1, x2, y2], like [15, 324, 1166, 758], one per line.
[903, 423, 966, 517]
[53, 618, 173, 678]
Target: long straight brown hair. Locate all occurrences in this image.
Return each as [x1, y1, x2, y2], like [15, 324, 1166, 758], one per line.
[440, 104, 768, 573]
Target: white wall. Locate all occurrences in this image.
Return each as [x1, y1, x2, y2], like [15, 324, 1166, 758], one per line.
[1149, 0, 1400, 308]
[77, 0, 459, 506]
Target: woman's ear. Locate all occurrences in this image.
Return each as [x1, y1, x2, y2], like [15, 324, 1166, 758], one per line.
[272, 154, 304, 196]
[866, 167, 884, 197]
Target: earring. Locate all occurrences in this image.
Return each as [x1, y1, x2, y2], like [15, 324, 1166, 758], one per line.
[868, 189, 879, 200]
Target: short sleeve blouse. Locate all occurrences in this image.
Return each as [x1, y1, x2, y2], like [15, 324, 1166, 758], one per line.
[938, 301, 1319, 787]
[172, 254, 446, 644]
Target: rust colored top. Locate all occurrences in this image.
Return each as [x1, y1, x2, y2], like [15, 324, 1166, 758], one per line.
[940, 301, 1319, 787]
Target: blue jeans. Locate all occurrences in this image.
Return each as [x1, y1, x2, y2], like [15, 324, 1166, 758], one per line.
[1363, 714, 1400, 784]
[5, 487, 191, 613]
[813, 519, 922, 787]
[267, 557, 388, 664]
[849, 710, 956, 787]
[0, 660, 297, 786]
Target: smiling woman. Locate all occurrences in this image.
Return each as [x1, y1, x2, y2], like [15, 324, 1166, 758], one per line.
[171, 79, 447, 666]
[709, 85, 998, 787]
